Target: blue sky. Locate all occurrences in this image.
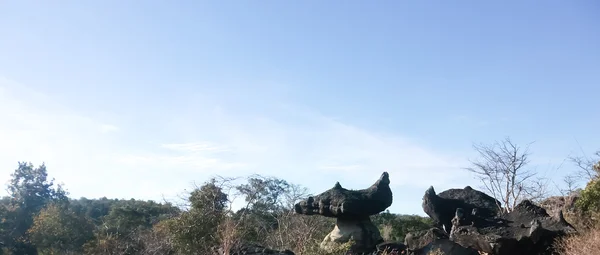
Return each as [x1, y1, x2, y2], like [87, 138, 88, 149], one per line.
[0, 1, 598, 215]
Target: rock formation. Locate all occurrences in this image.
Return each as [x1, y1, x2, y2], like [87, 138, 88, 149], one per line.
[294, 172, 393, 253]
[291, 175, 576, 255]
[418, 186, 577, 255]
[539, 193, 580, 216]
[422, 185, 502, 233]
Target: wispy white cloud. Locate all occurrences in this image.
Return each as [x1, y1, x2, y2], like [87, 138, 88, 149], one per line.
[100, 124, 119, 133]
[0, 76, 472, 214]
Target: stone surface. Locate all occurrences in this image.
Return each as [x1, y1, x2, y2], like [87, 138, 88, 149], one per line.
[418, 185, 577, 255]
[449, 200, 577, 255]
[320, 217, 383, 253]
[294, 172, 393, 219]
[539, 194, 580, 216]
[404, 227, 448, 251]
[422, 186, 502, 233]
[410, 239, 480, 255]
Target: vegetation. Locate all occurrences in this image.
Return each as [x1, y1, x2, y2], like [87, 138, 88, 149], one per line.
[464, 137, 548, 212]
[0, 162, 431, 255]
[554, 151, 600, 255]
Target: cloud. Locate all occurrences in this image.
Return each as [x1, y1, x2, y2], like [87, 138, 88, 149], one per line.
[0, 76, 471, 214]
[100, 124, 119, 133]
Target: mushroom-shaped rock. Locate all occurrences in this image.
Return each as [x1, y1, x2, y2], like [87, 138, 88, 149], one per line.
[294, 172, 393, 254]
[294, 172, 393, 219]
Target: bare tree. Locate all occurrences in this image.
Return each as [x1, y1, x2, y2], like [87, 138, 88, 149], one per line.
[569, 151, 600, 182]
[464, 137, 547, 213]
[565, 175, 583, 194]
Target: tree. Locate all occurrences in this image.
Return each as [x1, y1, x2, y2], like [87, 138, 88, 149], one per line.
[574, 160, 600, 217]
[3, 162, 68, 254]
[233, 176, 294, 244]
[81, 199, 180, 255]
[166, 179, 230, 254]
[27, 203, 94, 254]
[236, 176, 291, 214]
[569, 151, 600, 181]
[7, 162, 68, 210]
[0, 197, 10, 255]
[464, 137, 547, 212]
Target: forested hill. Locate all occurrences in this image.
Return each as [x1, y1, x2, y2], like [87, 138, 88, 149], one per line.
[0, 162, 431, 255]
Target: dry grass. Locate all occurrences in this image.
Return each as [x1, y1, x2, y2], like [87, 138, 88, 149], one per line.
[427, 248, 443, 255]
[555, 225, 600, 255]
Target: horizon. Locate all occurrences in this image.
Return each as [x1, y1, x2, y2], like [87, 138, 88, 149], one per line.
[1, 1, 599, 216]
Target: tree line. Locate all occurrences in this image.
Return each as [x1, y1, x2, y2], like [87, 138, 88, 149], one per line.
[0, 163, 432, 255]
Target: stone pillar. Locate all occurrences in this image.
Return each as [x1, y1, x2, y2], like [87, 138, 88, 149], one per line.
[320, 217, 383, 253]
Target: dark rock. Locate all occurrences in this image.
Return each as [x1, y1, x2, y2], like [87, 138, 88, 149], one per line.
[294, 172, 393, 219]
[417, 186, 577, 254]
[422, 186, 502, 233]
[404, 227, 448, 251]
[295, 172, 393, 254]
[411, 239, 479, 255]
[228, 243, 295, 255]
[436, 192, 575, 254]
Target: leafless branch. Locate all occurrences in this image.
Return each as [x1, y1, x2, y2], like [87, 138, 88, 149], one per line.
[464, 137, 541, 212]
[569, 151, 600, 182]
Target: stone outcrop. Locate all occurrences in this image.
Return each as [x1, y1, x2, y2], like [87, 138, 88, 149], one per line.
[411, 239, 480, 255]
[291, 175, 576, 255]
[539, 193, 580, 216]
[417, 186, 577, 255]
[294, 172, 393, 253]
[294, 172, 393, 219]
[404, 227, 448, 251]
[422, 185, 502, 233]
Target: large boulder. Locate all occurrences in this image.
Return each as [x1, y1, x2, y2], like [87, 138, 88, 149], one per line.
[422, 186, 501, 232]
[404, 227, 448, 251]
[539, 193, 580, 216]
